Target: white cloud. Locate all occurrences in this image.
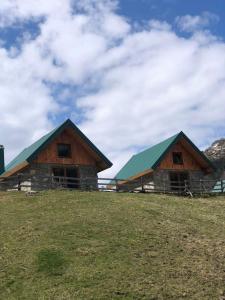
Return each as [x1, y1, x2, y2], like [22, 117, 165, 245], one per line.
[101, 13, 130, 38]
[77, 28, 225, 176]
[149, 20, 171, 31]
[0, 48, 57, 162]
[0, 0, 71, 25]
[176, 12, 219, 33]
[0, 1, 224, 178]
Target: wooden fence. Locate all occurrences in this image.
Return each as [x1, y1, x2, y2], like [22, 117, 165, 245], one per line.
[0, 173, 224, 196]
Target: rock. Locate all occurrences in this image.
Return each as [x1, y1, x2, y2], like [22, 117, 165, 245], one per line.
[205, 139, 225, 160]
[26, 191, 39, 196]
[204, 138, 225, 172]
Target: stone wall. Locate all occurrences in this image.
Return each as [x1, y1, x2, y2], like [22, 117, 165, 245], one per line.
[153, 170, 170, 191]
[118, 169, 212, 193]
[10, 163, 98, 191]
[153, 169, 214, 192]
[79, 165, 97, 178]
[78, 165, 98, 190]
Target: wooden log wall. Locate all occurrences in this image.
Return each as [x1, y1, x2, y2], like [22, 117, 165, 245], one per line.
[34, 127, 97, 166]
[159, 141, 203, 171]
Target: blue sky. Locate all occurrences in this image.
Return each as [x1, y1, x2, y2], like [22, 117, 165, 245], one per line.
[120, 0, 225, 37]
[2, 1, 225, 61]
[0, 0, 225, 176]
[0, 20, 41, 50]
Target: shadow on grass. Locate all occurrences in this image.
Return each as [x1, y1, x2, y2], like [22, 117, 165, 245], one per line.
[36, 249, 67, 276]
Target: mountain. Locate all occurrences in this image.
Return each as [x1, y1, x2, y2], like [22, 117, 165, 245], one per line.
[204, 138, 225, 170]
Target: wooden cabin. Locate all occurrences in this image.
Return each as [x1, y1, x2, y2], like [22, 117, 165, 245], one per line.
[114, 132, 215, 192]
[0, 119, 112, 191]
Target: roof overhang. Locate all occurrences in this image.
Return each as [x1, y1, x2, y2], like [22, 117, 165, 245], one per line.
[0, 161, 29, 179]
[117, 168, 154, 185]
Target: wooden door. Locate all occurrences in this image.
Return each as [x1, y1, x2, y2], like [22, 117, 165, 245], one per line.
[66, 167, 79, 189]
[170, 172, 189, 191]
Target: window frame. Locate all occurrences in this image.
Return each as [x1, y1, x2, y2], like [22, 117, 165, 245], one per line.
[172, 152, 184, 165]
[57, 143, 72, 158]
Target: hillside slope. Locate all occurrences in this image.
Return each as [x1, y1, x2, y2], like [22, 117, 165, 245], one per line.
[1, 191, 225, 299]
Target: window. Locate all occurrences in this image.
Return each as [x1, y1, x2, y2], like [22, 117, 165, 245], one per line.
[172, 152, 183, 165]
[57, 143, 71, 158]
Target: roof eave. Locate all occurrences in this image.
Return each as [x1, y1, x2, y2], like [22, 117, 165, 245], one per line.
[0, 161, 29, 178]
[117, 168, 154, 183]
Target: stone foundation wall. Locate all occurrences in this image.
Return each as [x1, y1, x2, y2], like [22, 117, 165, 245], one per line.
[79, 165, 97, 178]
[10, 163, 98, 191]
[153, 170, 170, 191]
[78, 165, 98, 190]
[153, 169, 214, 192]
[118, 169, 215, 193]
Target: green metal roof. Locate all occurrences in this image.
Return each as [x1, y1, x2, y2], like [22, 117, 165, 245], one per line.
[114, 131, 215, 180]
[115, 133, 180, 180]
[3, 125, 60, 175]
[2, 119, 112, 176]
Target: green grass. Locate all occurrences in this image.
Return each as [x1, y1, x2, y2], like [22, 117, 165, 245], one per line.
[37, 249, 67, 276]
[1, 191, 225, 299]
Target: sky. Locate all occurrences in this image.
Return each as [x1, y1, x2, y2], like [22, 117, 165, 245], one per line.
[0, 0, 225, 177]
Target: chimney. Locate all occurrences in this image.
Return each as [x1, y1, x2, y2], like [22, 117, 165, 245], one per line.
[0, 145, 5, 175]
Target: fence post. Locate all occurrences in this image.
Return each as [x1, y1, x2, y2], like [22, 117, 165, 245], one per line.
[17, 174, 21, 191]
[79, 177, 83, 190]
[115, 179, 119, 192]
[184, 180, 187, 194]
[84, 177, 87, 190]
[221, 180, 224, 193]
[85, 177, 89, 191]
[164, 180, 166, 194]
[200, 179, 203, 195]
[51, 175, 54, 190]
[141, 176, 145, 193]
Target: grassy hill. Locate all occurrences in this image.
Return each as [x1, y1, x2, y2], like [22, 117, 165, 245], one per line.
[1, 191, 225, 299]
